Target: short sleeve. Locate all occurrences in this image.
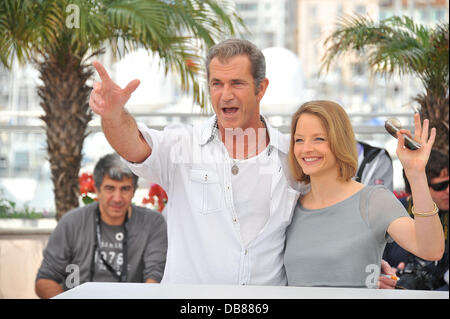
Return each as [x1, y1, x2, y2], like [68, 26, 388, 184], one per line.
[360, 186, 410, 245]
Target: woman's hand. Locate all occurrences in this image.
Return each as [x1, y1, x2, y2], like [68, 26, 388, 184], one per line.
[396, 113, 436, 177]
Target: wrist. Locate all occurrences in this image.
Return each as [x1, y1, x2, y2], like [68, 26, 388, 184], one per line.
[101, 108, 128, 127]
[404, 169, 426, 181]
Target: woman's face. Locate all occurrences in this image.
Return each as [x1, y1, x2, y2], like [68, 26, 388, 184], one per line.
[293, 113, 338, 179]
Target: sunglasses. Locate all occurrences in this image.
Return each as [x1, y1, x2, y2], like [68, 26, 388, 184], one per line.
[429, 180, 449, 192]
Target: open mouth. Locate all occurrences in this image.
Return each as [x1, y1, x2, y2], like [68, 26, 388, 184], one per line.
[222, 107, 239, 115]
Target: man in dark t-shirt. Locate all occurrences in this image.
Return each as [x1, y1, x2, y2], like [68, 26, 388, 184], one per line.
[35, 153, 168, 298]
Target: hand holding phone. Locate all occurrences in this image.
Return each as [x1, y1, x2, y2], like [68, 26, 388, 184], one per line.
[384, 118, 421, 150]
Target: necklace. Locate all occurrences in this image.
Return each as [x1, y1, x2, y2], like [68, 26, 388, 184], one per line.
[231, 161, 241, 175]
[231, 145, 256, 175]
[227, 120, 269, 175]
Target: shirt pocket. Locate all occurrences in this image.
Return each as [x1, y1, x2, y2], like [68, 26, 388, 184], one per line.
[189, 169, 223, 214]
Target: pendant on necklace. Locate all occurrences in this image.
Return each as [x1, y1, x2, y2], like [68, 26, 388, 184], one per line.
[231, 164, 239, 175]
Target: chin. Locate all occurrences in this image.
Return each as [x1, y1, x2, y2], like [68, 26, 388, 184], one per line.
[300, 166, 318, 176]
[108, 208, 127, 215]
[219, 117, 240, 127]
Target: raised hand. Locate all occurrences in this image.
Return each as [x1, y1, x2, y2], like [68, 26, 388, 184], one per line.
[396, 113, 436, 175]
[89, 61, 140, 120]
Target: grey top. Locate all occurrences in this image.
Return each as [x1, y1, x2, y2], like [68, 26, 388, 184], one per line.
[36, 203, 167, 290]
[284, 185, 409, 288]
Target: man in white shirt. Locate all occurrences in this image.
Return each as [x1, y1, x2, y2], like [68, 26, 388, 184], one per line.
[89, 39, 303, 285]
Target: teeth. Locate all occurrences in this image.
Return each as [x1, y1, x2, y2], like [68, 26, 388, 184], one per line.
[304, 158, 319, 162]
[223, 107, 238, 113]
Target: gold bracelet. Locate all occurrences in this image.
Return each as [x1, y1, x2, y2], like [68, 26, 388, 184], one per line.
[412, 202, 439, 217]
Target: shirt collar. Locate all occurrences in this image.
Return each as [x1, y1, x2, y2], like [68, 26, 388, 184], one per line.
[199, 114, 289, 154]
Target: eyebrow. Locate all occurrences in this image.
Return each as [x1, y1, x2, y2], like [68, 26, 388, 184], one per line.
[294, 132, 325, 137]
[210, 78, 248, 83]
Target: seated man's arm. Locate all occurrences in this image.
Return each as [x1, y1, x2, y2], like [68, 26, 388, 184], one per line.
[35, 278, 64, 299]
[35, 214, 73, 298]
[142, 212, 168, 283]
[145, 278, 158, 283]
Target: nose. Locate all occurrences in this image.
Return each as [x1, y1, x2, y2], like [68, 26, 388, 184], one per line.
[111, 189, 123, 202]
[302, 140, 314, 152]
[221, 84, 234, 102]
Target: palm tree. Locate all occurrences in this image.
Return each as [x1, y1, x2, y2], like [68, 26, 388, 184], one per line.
[0, 0, 244, 220]
[321, 15, 449, 155]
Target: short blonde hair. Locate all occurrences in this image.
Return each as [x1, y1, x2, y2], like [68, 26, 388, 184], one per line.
[288, 100, 358, 183]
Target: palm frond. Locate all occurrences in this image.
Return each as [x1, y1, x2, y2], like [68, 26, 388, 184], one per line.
[321, 14, 449, 156]
[320, 14, 449, 87]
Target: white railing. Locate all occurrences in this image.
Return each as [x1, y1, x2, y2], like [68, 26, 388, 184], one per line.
[0, 112, 415, 134]
[0, 112, 414, 214]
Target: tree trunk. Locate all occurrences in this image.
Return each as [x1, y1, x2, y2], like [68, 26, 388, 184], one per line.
[36, 50, 93, 221]
[414, 91, 449, 156]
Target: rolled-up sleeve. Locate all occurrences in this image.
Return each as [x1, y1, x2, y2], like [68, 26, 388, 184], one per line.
[121, 122, 191, 192]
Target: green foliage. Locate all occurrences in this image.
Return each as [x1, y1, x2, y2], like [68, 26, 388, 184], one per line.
[0, 0, 245, 107]
[81, 195, 95, 205]
[321, 15, 449, 96]
[0, 198, 43, 219]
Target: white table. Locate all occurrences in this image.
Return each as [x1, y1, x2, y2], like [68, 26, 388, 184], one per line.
[53, 282, 448, 299]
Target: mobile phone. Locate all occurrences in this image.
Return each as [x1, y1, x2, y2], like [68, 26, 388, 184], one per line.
[384, 119, 421, 150]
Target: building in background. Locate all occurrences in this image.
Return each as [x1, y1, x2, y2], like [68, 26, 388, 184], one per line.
[0, 0, 448, 212]
[295, 0, 449, 114]
[379, 0, 449, 25]
[233, 0, 298, 52]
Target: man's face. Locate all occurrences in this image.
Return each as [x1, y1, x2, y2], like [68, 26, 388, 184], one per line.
[429, 169, 449, 211]
[208, 54, 268, 134]
[94, 175, 135, 225]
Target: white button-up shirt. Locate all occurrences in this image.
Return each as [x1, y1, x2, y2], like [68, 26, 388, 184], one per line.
[123, 115, 304, 285]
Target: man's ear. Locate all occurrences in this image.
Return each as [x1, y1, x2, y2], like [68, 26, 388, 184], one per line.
[256, 78, 269, 101]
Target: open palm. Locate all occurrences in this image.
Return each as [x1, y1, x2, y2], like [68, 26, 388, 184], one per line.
[396, 113, 436, 174]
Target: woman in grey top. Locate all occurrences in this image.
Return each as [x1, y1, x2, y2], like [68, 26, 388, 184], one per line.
[284, 101, 445, 288]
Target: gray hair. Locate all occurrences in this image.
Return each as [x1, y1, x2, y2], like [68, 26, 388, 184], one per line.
[93, 153, 138, 190]
[205, 39, 266, 93]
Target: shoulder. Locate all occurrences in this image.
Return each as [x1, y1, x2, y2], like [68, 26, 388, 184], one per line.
[50, 204, 96, 242]
[359, 142, 391, 161]
[58, 203, 96, 226]
[361, 185, 406, 215]
[131, 205, 166, 226]
[363, 185, 392, 196]
[359, 185, 397, 208]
